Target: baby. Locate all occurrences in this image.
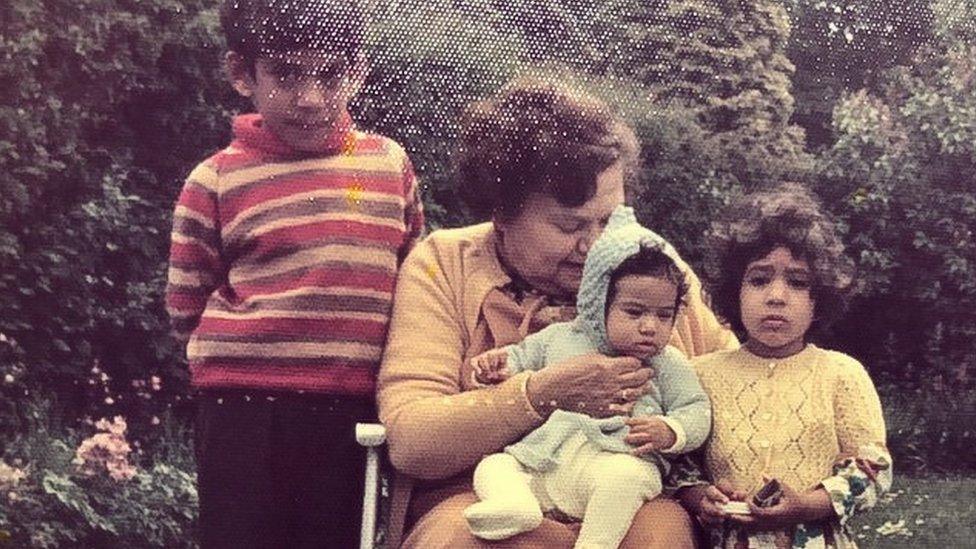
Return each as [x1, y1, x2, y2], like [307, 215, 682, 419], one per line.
[464, 206, 712, 549]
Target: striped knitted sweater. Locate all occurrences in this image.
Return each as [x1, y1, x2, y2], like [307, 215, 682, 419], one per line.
[166, 113, 424, 395]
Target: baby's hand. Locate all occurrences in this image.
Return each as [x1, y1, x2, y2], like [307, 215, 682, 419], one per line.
[470, 349, 511, 385]
[624, 416, 677, 455]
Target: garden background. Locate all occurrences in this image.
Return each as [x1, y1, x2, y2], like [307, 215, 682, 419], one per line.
[2, 0, 975, 546]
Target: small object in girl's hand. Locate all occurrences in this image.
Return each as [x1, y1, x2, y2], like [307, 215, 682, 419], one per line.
[752, 478, 783, 508]
[720, 501, 751, 514]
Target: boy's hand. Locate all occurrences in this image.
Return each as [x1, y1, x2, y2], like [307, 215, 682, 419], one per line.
[470, 349, 511, 385]
[624, 416, 677, 455]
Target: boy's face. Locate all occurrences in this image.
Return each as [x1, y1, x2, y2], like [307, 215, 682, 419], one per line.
[605, 274, 678, 359]
[739, 246, 815, 358]
[227, 50, 365, 152]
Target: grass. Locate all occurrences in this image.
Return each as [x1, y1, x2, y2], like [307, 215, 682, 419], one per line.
[849, 475, 976, 548]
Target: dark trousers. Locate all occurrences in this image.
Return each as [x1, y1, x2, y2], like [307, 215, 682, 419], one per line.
[195, 389, 375, 549]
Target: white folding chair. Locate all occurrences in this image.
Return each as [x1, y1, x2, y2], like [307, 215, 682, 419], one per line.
[355, 422, 387, 549]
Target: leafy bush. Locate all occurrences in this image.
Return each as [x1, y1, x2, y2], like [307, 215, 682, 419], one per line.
[815, 44, 976, 388]
[0, 0, 229, 428]
[0, 401, 197, 548]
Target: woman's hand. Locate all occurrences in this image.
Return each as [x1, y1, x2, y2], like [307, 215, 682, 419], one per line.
[680, 480, 746, 528]
[624, 417, 676, 455]
[726, 482, 833, 531]
[524, 352, 652, 418]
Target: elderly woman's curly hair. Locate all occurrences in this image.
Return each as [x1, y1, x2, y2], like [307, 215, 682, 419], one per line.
[457, 76, 640, 219]
[704, 182, 856, 339]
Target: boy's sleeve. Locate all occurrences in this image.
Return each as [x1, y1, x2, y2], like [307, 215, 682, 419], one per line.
[819, 357, 893, 526]
[400, 152, 425, 260]
[165, 161, 224, 342]
[643, 348, 712, 454]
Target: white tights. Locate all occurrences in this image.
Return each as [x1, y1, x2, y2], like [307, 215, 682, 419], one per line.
[464, 442, 662, 549]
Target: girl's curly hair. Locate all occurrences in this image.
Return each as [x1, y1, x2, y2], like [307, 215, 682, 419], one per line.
[704, 182, 856, 339]
[457, 76, 640, 220]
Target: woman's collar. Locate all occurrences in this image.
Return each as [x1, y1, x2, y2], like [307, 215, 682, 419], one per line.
[492, 226, 574, 306]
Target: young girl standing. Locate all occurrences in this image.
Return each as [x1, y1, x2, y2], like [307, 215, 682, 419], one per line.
[682, 183, 892, 548]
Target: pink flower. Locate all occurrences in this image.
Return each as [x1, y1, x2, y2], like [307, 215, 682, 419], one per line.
[75, 416, 137, 481]
[150, 376, 162, 391]
[0, 461, 26, 489]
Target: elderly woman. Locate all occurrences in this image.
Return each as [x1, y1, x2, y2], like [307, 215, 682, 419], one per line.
[377, 77, 737, 548]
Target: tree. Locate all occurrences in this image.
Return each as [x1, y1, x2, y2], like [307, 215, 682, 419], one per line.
[786, 0, 932, 148]
[359, 0, 524, 228]
[0, 0, 228, 422]
[816, 40, 976, 387]
[587, 0, 814, 187]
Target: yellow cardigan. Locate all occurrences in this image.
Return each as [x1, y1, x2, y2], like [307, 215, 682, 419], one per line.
[692, 345, 890, 494]
[378, 222, 737, 481]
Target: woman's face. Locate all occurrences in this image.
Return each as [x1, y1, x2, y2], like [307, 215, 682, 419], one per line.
[494, 162, 626, 298]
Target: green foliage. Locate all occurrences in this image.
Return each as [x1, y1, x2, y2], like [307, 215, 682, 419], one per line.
[0, 403, 197, 548]
[0, 0, 229, 426]
[816, 42, 976, 388]
[587, 0, 814, 187]
[786, 0, 933, 147]
[931, 0, 976, 45]
[359, 0, 524, 228]
[882, 383, 976, 474]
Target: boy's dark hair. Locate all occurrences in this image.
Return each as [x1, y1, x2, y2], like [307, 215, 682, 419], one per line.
[606, 246, 689, 317]
[704, 182, 855, 338]
[220, 0, 366, 71]
[458, 76, 640, 220]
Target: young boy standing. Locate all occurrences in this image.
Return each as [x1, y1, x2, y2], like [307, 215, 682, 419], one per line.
[165, 1, 423, 546]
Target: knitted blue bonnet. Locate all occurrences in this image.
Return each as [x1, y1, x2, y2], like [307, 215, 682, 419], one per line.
[573, 205, 684, 355]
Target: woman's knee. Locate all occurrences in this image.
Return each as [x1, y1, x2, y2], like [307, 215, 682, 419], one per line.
[403, 491, 577, 549]
[620, 497, 698, 549]
[402, 492, 483, 548]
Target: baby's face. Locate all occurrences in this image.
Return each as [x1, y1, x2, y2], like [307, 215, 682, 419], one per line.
[604, 274, 678, 359]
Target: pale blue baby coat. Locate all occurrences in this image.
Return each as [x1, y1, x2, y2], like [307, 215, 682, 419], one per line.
[503, 206, 712, 475]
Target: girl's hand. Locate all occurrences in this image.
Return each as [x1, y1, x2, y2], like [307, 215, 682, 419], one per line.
[727, 482, 833, 531]
[525, 353, 653, 418]
[681, 480, 746, 528]
[624, 416, 676, 455]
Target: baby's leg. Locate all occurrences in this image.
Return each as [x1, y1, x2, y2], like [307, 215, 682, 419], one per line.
[464, 453, 544, 540]
[574, 453, 662, 549]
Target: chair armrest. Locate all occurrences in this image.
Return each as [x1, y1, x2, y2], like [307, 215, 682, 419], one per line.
[356, 422, 387, 447]
[356, 422, 387, 549]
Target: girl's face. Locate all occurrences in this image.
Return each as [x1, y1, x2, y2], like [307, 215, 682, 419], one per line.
[739, 246, 815, 358]
[493, 162, 625, 298]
